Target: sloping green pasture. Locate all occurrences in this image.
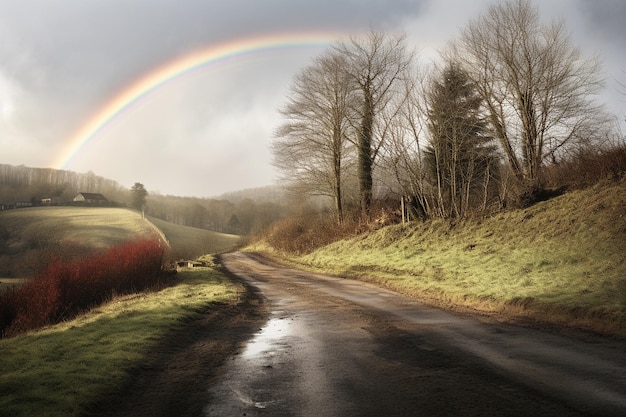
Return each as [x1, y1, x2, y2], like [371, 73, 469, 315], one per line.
[0, 207, 240, 284]
[148, 216, 240, 261]
[253, 179, 626, 336]
[0, 206, 156, 249]
[0, 207, 158, 281]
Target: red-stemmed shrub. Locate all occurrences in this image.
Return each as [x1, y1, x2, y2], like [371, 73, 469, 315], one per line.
[0, 286, 18, 338]
[0, 239, 165, 337]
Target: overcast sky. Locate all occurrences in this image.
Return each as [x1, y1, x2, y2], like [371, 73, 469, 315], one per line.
[0, 0, 624, 197]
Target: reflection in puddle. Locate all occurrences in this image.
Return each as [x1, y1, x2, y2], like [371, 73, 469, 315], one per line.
[229, 384, 278, 409]
[242, 315, 292, 358]
[203, 315, 292, 416]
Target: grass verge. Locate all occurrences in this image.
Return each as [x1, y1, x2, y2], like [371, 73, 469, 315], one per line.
[0, 258, 243, 417]
[248, 179, 626, 337]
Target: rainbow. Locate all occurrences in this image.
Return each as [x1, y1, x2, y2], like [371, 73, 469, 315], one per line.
[53, 32, 344, 169]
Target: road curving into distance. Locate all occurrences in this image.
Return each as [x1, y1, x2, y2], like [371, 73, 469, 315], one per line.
[203, 252, 626, 416]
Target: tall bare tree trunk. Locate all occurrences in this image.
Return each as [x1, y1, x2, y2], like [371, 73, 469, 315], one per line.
[358, 89, 374, 213]
[335, 31, 413, 215]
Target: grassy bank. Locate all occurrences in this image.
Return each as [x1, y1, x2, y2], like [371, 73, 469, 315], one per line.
[250, 179, 626, 337]
[0, 260, 243, 417]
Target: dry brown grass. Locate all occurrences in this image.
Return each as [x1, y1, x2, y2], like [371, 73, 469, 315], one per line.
[261, 203, 400, 255]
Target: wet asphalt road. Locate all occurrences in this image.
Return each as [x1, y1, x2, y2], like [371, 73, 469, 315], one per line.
[203, 252, 626, 417]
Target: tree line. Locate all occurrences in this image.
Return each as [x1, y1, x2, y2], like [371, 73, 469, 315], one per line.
[144, 191, 286, 236]
[0, 163, 285, 236]
[0, 164, 130, 205]
[272, 0, 622, 223]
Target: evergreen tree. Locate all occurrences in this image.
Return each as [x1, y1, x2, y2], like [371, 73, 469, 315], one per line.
[425, 62, 498, 217]
[130, 182, 148, 214]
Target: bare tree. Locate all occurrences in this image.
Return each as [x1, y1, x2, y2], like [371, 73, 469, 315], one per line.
[450, 0, 606, 186]
[616, 70, 626, 123]
[378, 64, 433, 220]
[334, 31, 413, 214]
[273, 50, 355, 224]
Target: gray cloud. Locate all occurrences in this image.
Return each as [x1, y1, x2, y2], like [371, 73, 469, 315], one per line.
[579, 0, 626, 41]
[0, 0, 622, 196]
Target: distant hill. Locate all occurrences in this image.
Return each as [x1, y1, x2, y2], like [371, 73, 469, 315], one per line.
[0, 206, 240, 279]
[217, 184, 286, 204]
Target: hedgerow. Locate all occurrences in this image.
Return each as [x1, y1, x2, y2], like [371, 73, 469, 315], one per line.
[0, 239, 165, 337]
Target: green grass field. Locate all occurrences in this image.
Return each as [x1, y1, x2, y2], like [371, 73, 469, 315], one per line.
[0, 206, 156, 248]
[0, 207, 240, 282]
[0, 262, 243, 417]
[250, 178, 626, 336]
[148, 216, 240, 261]
[0, 207, 158, 281]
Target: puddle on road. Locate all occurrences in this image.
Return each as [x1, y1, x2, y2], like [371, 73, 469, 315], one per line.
[241, 313, 293, 359]
[228, 383, 278, 409]
[204, 312, 295, 416]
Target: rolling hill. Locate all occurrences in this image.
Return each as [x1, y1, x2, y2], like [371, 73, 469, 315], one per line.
[148, 216, 240, 261]
[0, 206, 240, 282]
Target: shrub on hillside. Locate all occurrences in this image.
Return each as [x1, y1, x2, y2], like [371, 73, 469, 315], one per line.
[263, 205, 399, 255]
[263, 215, 348, 254]
[543, 145, 626, 189]
[0, 286, 18, 336]
[502, 144, 626, 209]
[0, 239, 165, 338]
